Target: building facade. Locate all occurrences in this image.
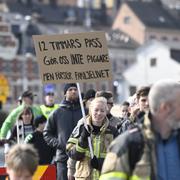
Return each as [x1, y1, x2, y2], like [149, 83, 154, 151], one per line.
[112, 1, 180, 47]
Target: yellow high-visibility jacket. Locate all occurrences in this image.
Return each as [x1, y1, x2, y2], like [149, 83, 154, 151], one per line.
[100, 113, 158, 180]
[66, 116, 118, 180]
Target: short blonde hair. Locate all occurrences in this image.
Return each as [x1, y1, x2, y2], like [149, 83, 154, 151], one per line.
[6, 144, 39, 175]
[89, 97, 108, 115]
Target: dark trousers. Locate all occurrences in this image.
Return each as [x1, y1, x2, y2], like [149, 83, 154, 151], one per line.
[56, 161, 68, 180]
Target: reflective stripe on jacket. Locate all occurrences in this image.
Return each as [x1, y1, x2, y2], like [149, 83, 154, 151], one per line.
[67, 116, 118, 180]
[100, 113, 157, 180]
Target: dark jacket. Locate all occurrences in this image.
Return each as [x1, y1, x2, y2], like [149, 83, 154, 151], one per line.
[43, 99, 82, 162]
[25, 130, 55, 165]
[117, 117, 135, 134]
[8, 120, 34, 144]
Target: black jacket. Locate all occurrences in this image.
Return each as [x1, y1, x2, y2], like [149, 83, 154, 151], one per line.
[43, 99, 83, 162]
[26, 130, 55, 165]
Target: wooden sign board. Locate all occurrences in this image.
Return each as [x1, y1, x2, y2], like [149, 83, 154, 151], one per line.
[33, 31, 112, 84]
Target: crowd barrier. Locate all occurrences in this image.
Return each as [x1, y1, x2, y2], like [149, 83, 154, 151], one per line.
[0, 164, 56, 180]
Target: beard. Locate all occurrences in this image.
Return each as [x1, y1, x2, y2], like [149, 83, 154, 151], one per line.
[167, 112, 180, 130]
[66, 94, 78, 102]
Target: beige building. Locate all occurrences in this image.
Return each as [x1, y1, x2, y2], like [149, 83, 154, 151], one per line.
[112, 1, 180, 46]
[0, 1, 140, 104]
[33, 0, 114, 8]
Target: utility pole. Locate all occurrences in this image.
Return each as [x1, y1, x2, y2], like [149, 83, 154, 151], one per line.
[21, 15, 31, 91]
[84, 0, 91, 28]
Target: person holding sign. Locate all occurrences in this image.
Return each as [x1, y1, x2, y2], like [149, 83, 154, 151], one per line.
[43, 83, 83, 180]
[66, 97, 118, 180]
[95, 91, 120, 127]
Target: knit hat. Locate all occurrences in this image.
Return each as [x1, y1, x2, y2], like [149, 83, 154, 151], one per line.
[64, 83, 77, 95]
[34, 115, 47, 128]
[22, 90, 36, 100]
[83, 89, 96, 102]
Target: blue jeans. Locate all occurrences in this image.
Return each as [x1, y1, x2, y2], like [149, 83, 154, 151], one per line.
[56, 161, 68, 180]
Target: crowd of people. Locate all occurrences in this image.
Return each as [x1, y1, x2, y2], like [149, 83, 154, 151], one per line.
[0, 79, 180, 180]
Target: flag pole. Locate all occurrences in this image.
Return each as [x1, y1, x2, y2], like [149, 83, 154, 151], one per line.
[76, 82, 94, 159]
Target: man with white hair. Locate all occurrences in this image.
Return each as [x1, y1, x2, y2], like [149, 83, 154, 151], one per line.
[100, 79, 180, 180]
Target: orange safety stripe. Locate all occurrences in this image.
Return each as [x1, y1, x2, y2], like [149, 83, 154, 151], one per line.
[0, 165, 56, 180]
[33, 165, 48, 180]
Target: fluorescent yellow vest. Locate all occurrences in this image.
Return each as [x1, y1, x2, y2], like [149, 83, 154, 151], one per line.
[40, 104, 59, 119]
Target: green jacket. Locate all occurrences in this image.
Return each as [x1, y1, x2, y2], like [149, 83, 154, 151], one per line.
[0, 104, 42, 138]
[66, 116, 118, 180]
[100, 113, 156, 180]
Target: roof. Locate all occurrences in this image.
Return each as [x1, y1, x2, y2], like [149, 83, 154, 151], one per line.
[5, 1, 110, 26]
[107, 29, 139, 49]
[126, 1, 180, 29]
[170, 49, 180, 63]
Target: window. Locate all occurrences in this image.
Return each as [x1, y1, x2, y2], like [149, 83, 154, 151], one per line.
[129, 86, 136, 96]
[123, 16, 131, 24]
[124, 59, 128, 67]
[161, 36, 168, 41]
[16, 61, 22, 69]
[0, 25, 9, 32]
[149, 35, 156, 40]
[173, 37, 179, 42]
[113, 61, 117, 72]
[150, 58, 157, 67]
[3, 62, 12, 72]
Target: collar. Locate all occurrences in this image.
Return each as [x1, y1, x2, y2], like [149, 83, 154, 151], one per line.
[143, 112, 155, 141]
[45, 104, 55, 108]
[86, 116, 109, 133]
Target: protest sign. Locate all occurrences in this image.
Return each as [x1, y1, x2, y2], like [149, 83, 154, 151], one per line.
[33, 31, 112, 84]
[33, 32, 112, 158]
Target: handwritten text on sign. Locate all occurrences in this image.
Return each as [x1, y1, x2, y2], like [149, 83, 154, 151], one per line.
[33, 32, 112, 84]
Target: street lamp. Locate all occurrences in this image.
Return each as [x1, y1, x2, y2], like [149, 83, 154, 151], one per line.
[21, 15, 31, 91]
